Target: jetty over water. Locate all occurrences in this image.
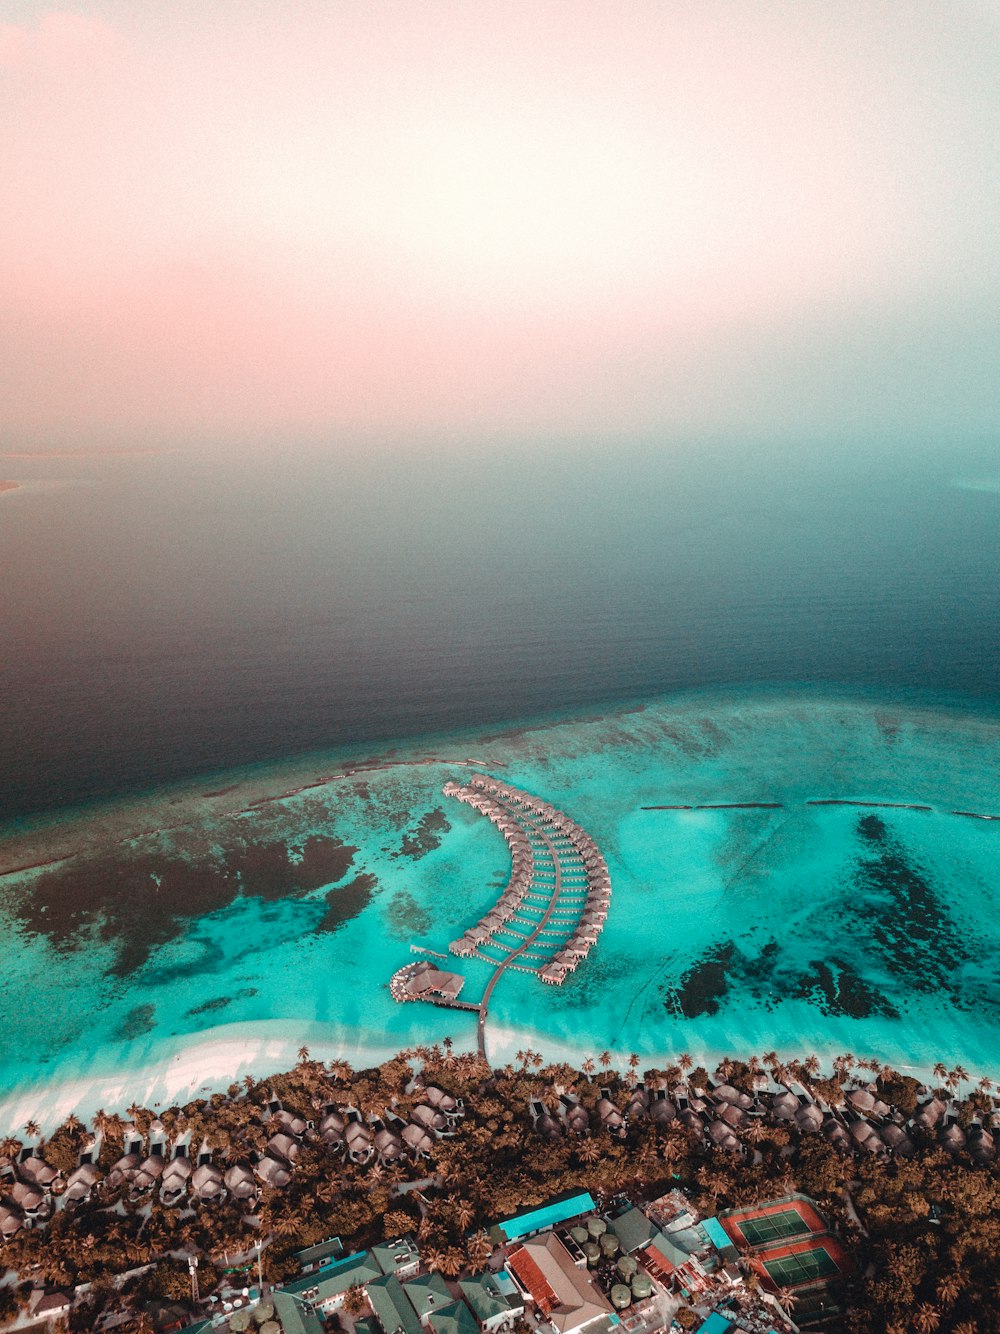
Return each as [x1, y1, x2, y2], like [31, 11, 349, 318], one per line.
[388, 775, 611, 1061]
[443, 775, 611, 987]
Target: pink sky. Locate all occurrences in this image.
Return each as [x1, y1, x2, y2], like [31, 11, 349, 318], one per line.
[2, 2, 998, 449]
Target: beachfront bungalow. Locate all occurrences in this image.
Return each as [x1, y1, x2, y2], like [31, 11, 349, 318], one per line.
[224, 1163, 258, 1201]
[345, 1121, 376, 1164]
[8, 1182, 46, 1219]
[649, 1091, 677, 1126]
[401, 1124, 435, 1158]
[63, 1162, 102, 1205]
[411, 1104, 448, 1135]
[375, 1127, 404, 1164]
[106, 1153, 142, 1191]
[159, 1157, 191, 1207]
[270, 1107, 309, 1138]
[707, 1121, 742, 1154]
[0, 1204, 23, 1239]
[268, 1132, 301, 1163]
[595, 1097, 626, 1138]
[424, 1085, 465, 1120]
[557, 1096, 590, 1135]
[319, 1108, 346, 1149]
[132, 1154, 166, 1194]
[17, 1154, 59, 1192]
[256, 1155, 292, 1190]
[191, 1162, 225, 1202]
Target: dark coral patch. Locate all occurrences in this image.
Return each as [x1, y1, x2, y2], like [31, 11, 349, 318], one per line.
[386, 890, 431, 939]
[671, 941, 736, 1017]
[116, 1004, 155, 1040]
[792, 958, 898, 1020]
[316, 873, 377, 933]
[13, 830, 357, 977]
[395, 808, 450, 859]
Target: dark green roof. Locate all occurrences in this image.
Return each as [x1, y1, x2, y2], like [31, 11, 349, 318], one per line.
[458, 1273, 516, 1323]
[295, 1234, 345, 1267]
[403, 1271, 453, 1320]
[282, 1249, 382, 1300]
[372, 1235, 421, 1274]
[428, 1300, 481, 1334]
[368, 1274, 424, 1334]
[271, 1291, 326, 1334]
[608, 1206, 657, 1254]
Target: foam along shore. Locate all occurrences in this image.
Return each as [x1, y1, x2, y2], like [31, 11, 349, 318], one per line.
[0, 1019, 414, 1138]
[4, 1008, 993, 1141]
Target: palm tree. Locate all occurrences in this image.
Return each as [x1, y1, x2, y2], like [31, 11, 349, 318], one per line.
[598, 1050, 612, 1072]
[467, 1230, 492, 1274]
[912, 1303, 941, 1333]
[456, 1199, 475, 1231]
[678, 1053, 693, 1073]
[578, 1139, 602, 1166]
[936, 1271, 963, 1306]
[23, 1119, 40, 1138]
[627, 1054, 640, 1087]
[951, 1065, 970, 1096]
[582, 1058, 596, 1082]
[932, 1061, 948, 1084]
[297, 1046, 310, 1064]
[0, 1136, 22, 1160]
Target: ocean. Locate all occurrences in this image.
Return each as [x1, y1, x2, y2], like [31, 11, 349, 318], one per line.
[1, 442, 998, 1109]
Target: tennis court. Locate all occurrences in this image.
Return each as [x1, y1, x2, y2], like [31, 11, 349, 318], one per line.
[736, 1208, 811, 1247]
[763, 1245, 839, 1287]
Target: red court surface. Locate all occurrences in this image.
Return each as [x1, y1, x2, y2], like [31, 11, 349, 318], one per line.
[753, 1235, 853, 1290]
[719, 1197, 826, 1249]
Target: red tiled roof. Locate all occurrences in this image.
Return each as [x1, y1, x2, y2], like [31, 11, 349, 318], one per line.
[507, 1245, 558, 1314]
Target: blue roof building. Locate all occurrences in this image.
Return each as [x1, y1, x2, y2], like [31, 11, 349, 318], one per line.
[491, 1191, 597, 1243]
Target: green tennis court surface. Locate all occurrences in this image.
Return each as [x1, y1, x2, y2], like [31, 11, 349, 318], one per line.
[737, 1208, 809, 1246]
[763, 1247, 839, 1286]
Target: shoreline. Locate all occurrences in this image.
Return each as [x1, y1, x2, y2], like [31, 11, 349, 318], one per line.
[1, 1015, 991, 1138]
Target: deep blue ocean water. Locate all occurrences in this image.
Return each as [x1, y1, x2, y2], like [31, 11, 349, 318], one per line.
[2, 442, 998, 820]
[1, 441, 999, 1112]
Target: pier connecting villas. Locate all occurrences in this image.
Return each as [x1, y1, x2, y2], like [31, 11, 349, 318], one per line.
[389, 775, 610, 1054]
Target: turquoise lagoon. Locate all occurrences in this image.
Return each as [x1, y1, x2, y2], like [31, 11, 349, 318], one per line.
[1, 687, 998, 1115]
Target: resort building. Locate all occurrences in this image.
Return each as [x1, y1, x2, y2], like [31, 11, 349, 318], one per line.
[458, 1273, 525, 1332]
[368, 1273, 425, 1334]
[506, 1232, 614, 1334]
[491, 1191, 597, 1244]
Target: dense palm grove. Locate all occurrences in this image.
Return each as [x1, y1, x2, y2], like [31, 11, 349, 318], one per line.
[0, 1046, 997, 1334]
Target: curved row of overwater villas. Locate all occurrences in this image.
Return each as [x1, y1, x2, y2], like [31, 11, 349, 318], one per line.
[441, 775, 611, 984]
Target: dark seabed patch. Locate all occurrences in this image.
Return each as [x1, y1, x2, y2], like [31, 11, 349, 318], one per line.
[386, 890, 431, 939]
[792, 957, 899, 1020]
[116, 1003, 155, 1040]
[853, 815, 970, 996]
[670, 942, 736, 1017]
[9, 829, 357, 977]
[185, 987, 258, 1017]
[394, 808, 450, 859]
[317, 873, 378, 933]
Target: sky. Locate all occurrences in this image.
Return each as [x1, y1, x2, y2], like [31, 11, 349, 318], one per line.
[1, 1, 999, 451]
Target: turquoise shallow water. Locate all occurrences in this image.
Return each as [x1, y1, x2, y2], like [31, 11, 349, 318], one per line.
[1, 687, 998, 1098]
